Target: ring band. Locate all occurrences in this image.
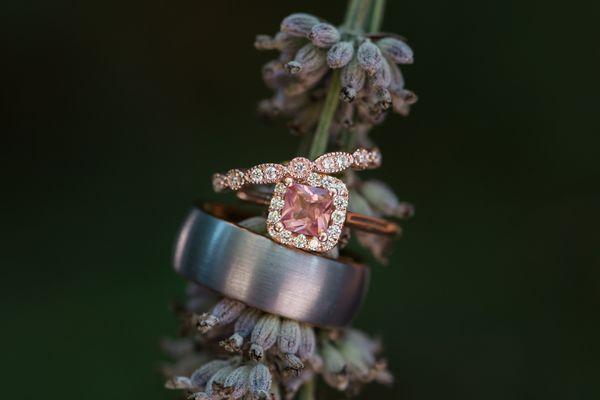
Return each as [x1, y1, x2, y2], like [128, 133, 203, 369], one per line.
[173, 203, 370, 327]
[211, 148, 381, 193]
[236, 188, 399, 236]
[210, 149, 396, 252]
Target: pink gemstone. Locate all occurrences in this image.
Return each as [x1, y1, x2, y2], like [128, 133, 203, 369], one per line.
[280, 183, 334, 237]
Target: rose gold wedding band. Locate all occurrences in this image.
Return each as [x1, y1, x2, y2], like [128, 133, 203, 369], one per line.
[211, 148, 381, 193]
[236, 189, 400, 236]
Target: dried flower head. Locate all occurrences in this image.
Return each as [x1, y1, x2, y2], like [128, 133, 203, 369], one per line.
[164, 291, 392, 399]
[256, 12, 417, 140]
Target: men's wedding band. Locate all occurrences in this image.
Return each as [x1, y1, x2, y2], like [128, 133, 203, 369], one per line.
[172, 203, 370, 327]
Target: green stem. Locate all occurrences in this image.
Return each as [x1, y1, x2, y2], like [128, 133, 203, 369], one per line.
[354, 0, 373, 31]
[298, 378, 316, 400]
[307, 0, 376, 159]
[308, 70, 341, 159]
[369, 0, 386, 32]
[343, 0, 360, 29]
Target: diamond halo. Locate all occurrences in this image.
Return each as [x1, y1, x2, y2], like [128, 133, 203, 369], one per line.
[266, 173, 348, 252]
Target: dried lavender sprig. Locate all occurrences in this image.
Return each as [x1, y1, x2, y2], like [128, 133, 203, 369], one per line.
[256, 0, 417, 156]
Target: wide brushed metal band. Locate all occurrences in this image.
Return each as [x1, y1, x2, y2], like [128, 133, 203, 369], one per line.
[172, 203, 370, 327]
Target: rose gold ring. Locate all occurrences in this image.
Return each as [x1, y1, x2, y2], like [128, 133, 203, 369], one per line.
[211, 149, 399, 253]
[211, 148, 382, 193]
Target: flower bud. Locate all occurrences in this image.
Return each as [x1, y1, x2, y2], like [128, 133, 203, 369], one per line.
[360, 180, 415, 218]
[388, 62, 405, 93]
[278, 319, 301, 354]
[357, 39, 383, 76]
[191, 359, 232, 388]
[194, 313, 218, 334]
[254, 34, 277, 50]
[164, 376, 192, 389]
[210, 298, 246, 326]
[371, 86, 392, 112]
[391, 89, 418, 116]
[297, 324, 316, 360]
[348, 190, 377, 217]
[340, 59, 366, 102]
[223, 365, 251, 399]
[205, 365, 235, 396]
[234, 307, 263, 337]
[280, 13, 319, 37]
[220, 333, 244, 353]
[309, 23, 341, 48]
[250, 314, 281, 360]
[321, 341, 346, 375]
[286, 43, 326, 74]
[261, 60, 285, 90]
[248, 363, 272, 398]
[283, 353, 305, 376]
[327, 41, 354, 69]
[284, 61, 302, 74]
[321, 341, 349, 390]
[188, 392, 210, 400]
[373, 58, 392, 88]
[377, 37, 414, 64]
[337, 339, 370, 379]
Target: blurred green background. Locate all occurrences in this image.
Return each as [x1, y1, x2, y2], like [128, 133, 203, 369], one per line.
[2, 0, 599, 399]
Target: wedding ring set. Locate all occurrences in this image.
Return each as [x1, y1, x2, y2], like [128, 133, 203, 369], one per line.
[172, 149, 398, 327]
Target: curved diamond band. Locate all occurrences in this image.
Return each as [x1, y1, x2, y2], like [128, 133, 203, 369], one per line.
[212, 148, 381, 193]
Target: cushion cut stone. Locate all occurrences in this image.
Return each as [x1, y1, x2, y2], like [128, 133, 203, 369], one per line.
[280, 183, 334, 237]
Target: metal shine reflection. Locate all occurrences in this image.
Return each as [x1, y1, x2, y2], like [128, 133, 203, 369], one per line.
[172, 205, 370, 327]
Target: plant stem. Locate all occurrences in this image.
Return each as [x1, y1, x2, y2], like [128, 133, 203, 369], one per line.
[308, 70, 341, 159]
[354, 0, 373, 31]
[298, 377, 316, 400]
[307, 0, 375, 159]
[369, 0, 386, 32]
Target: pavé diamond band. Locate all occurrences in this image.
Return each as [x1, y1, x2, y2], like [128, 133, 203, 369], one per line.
[173, 203, 371, 327]
[211, 148, 382, 193]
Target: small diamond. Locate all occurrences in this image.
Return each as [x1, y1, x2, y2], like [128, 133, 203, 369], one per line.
[279, 230, 292, 243]
[294, 234, 307, 248]
[264, 165, 279, 181]
[322, 157, 334, 171]
[370, 149, 382, 166]
[307, 173, 322, 186]
[332, 210, 345, 224]
[268, 211, 281, 223]
[274, 183, 287, 194]
[249, 168, 263, 183]
[270, 196, 284, 210]
[308, 237, 320, 251]
[334, 196, 348, 209]
[352, 149, 369, 169]
[227, 169, 245, 190]
[288, 157, 313, 179]
[212, 173, 227, 192]
[328, 225, 342, 240]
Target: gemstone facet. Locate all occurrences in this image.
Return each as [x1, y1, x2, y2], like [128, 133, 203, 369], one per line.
[280, 183, 334, 238]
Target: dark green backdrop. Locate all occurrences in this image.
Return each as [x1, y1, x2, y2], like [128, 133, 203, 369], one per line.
[2, 0, 599, 399]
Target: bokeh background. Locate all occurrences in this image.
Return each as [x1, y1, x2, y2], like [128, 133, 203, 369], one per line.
[2, 0, 599, 399]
